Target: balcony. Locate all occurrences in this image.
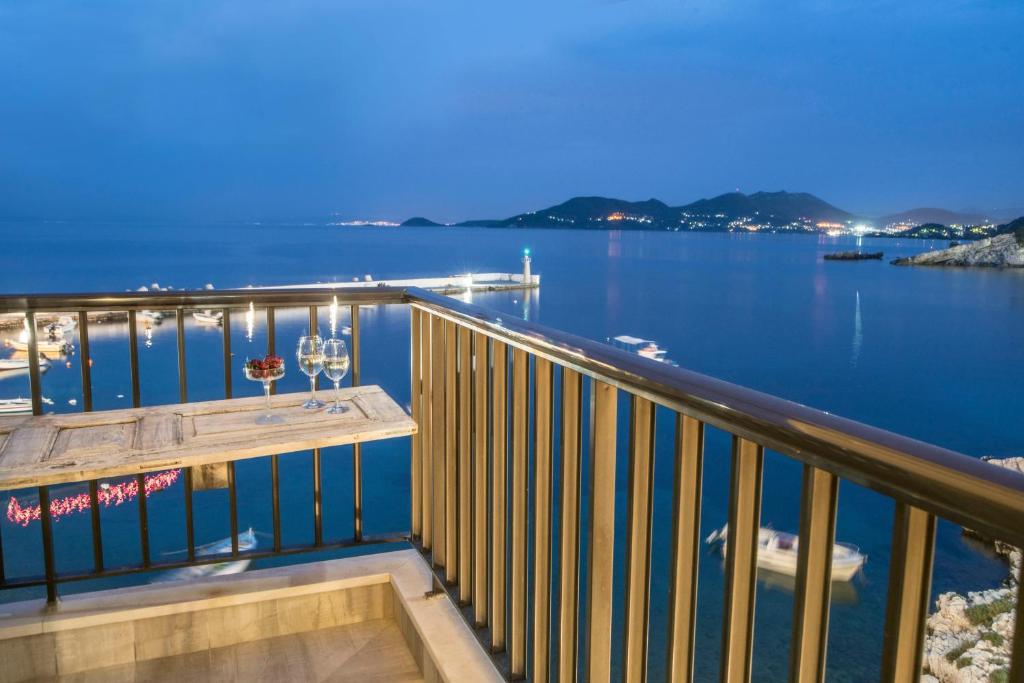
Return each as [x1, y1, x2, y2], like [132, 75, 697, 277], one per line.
[1, 286, 1022, 682]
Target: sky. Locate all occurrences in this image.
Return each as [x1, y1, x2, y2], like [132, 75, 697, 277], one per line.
[1, 0, 1021, 223]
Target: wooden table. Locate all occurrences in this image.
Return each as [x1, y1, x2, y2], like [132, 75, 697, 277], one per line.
[0, 386, 416, 490]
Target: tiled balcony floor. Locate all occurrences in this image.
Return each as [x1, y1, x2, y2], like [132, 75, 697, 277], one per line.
[49, 618, 422, 683]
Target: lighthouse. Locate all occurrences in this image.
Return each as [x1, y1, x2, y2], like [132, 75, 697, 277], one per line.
[522, 248, 532, 285]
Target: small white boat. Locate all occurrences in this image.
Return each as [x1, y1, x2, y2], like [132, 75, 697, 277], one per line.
[44, 316, 77, 339]
[140, 310, 166, 323]
[0, 357, 51, 372]
[610, 335, 676, 365]
[192, 310, 223, 326]
[0, 397, 55, 414]
[156, 528, 257, 583]
[5, 338, 71, 355]
[705, 524, 866, 582]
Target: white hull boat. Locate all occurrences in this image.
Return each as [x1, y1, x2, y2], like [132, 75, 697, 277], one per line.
[0, 397, 55, 414]
[141, 310, 166, 323]
[156, 528, 257, 583]
[706, 524, 866, 582]
[5, 338, 71, 355]
[0, 357, 50, 373]
[192, 310, 223, 326]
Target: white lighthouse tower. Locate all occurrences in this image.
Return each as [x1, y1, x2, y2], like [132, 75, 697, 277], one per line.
[522, 248, 532, 285]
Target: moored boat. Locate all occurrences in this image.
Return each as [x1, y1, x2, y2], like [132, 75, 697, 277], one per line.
[609, 335, 676, 365]
[823, 251, 883, 261]
[155, 528, 257, 583]
[5, 338, 72, 355]
[192, 310, 224, 326]
[0, 397, 55, 414]
[0, 357, 51, 373]
[706, 524, 866, 581]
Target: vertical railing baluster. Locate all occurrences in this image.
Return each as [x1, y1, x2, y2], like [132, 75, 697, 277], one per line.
[128, 310, 141, 408]
[78, 311, 93, 412]
[137, 474, 151, 568]
[0, 512, 5, 584]
[666, 414, 705, 682]
[491, 340, 508, 651]
[430, 315, 446, 566]
[271, 455, 282, 553]
[458, 325, 473, 603]
[510, 347, 529, 676]
[421, 313, 434, 551]
[184, 466, 195, 562]
[720, 437, 764, 683]
[313, 449, 323, 546]
[266, 307, 276, 394]
[222, 308, 232, 398]
[444, 320, 458, 579]
[623, 396, 656, 683]
[532, 358, 554, 683]
[880, 503, 936, 682]
[89, 480, 103, 573]
[789, 465, 839, 682]
[411, 309, 423, 541]
[351, 304, 362, 541]
[175, 308, 187, 403]
[38, 485, 57, 603]
[585, 380, 618, 683]
[26, 312, 42, 415]
[228, 462, 239, 556]
[558, 368, 584, 683]
[472, 331, 490, 626]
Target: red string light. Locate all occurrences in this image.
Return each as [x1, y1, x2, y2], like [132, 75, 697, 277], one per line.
[6, 469, 182, 526]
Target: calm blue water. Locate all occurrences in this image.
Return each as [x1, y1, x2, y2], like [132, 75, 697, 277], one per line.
[2, 223, 1022, 680]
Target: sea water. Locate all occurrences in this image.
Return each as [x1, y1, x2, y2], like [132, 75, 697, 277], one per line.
[1, 222, 1022, 680]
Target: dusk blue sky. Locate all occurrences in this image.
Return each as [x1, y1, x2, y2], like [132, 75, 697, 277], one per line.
[1, 0, 1021, 223]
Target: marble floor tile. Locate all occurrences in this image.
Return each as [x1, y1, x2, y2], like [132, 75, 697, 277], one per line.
[48, 617, 422, 683]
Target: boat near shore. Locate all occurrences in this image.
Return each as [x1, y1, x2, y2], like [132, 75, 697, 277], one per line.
[824, 251, 883, 261]
[706, 524, 866, 581]
[192, 310, 224, 326]
[0, 357, 50, 373]
[0, 397, 55, 414]
[4, 338, 72, 356]
[155, 529, 257, 583]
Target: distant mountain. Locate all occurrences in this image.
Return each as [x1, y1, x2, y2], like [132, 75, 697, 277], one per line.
[878, 207, 994, 228]
[427, 190, 860, 232]
[400, 216, 446, 227]
[680, 191, 855, 224]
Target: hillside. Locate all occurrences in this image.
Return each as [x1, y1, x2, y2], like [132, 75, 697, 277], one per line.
[879, 207, 993, 228]
[445, 190, 857, 232]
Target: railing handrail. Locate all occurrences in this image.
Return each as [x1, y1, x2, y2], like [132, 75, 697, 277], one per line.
[404, 287, 1024, 547]
[0, 286, 407, 314]
[1, 284, 1021, 545]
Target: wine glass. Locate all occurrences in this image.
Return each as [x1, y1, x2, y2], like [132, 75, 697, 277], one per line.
[244, 356, 285, 424]
[296, 335, 325, 409]
[322, 338, 350, 415]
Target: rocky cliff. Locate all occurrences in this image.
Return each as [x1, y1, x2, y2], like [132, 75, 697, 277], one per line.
[893, 228, 1024, 268]
[922, 457, 1022, 682]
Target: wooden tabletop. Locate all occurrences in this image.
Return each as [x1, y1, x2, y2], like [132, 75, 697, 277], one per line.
[0, 386, 416, 489]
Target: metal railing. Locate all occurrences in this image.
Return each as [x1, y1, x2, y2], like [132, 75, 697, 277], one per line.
[403, 287, 1024, 683]
[0, 288, 406, 604]
[1, 286, 1023, 682]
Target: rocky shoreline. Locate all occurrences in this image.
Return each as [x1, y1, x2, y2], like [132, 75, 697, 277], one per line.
[893, 227, 1024, 268]
[922, 457, 1022, 682]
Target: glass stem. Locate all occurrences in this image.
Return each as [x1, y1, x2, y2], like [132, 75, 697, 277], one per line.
[310, 376, 317, 402]
[263, 381, 272, 414]
[334, 380, 341, 412]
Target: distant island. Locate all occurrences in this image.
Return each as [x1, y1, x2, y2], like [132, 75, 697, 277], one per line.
[400, 190, 1019, 239]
